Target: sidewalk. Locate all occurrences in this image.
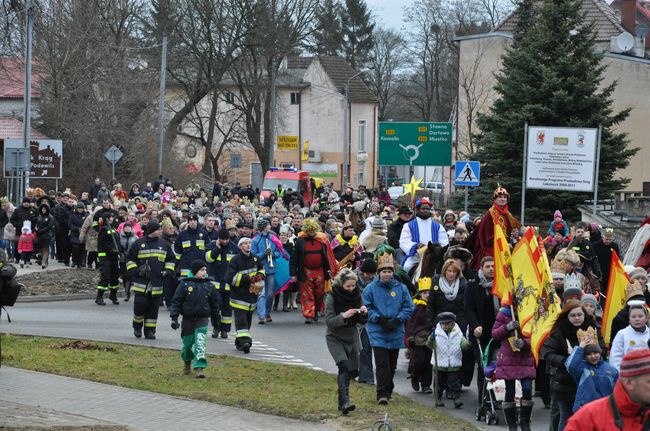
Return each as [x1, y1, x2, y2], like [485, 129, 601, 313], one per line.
[0, 367, 337, 431]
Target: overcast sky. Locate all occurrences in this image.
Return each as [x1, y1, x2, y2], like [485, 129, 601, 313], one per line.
[365, 0, 412, 31]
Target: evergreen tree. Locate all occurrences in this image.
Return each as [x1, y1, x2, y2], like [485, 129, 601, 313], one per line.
[312, 0, 343, 56]
[469, 0, 636, 222]
[341, 0, 375, 69]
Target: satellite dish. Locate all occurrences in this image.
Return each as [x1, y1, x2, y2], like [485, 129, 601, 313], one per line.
[616, 32, 635, 52]
[636, 24, 649, 39]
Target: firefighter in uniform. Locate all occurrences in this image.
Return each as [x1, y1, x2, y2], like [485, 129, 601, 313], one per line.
[93, 212, 121, 305]
[206, 228, 239, 339]
[174, 212, 206, 278]
[225, 237, 265, 353]
[126, 220, 176, 339]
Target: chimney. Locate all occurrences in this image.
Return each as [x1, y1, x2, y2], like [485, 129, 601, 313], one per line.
[621, 0, 637, 35]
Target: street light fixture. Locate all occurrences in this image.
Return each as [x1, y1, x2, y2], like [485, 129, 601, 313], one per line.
[343, 67, 371, 189]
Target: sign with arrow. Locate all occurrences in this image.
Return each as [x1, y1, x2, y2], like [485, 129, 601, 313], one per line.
[454, 160, 480, 187]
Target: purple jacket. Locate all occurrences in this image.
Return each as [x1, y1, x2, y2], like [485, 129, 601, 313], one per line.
[492, 309, 536, 380]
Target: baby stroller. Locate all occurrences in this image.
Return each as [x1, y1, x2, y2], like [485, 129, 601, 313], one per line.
[475, 339, 501, 426]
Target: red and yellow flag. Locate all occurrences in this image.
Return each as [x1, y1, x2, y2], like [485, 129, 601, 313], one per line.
[601, 251, 630, 347]
[511, 227, 562, 363]
[493, 224, 514, 305]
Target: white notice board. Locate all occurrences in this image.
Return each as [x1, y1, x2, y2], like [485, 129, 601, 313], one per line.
[526, 126, 598, 192]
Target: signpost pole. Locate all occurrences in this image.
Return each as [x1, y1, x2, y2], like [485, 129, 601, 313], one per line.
[521, 122, 528, 226]
[593, 124, 602, 217]
[22, 0, 33, 200]
[464, 187, 468, 212]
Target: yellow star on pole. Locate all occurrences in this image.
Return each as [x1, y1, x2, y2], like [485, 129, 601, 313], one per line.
[402, 175, 423, 196]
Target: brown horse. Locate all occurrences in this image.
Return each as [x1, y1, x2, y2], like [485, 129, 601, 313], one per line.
[410, 242, 446, 284]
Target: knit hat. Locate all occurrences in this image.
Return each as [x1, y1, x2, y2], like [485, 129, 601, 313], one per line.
[415, 197, 432, 209]
[359, 258, 377, 274]
[238, 237, 252, 247]
[619, 349, 650, 378]
[372, 217, 386, 230]
[144, 220, 160, 236]
[257, 218, 270, 231]
[190, 260, 206, 276]
[629, 267, 647, 282]
[584, 343, 602, 356]
[438, 312, 456, 323]
[76, 201, 85, 209]
[188, 212, 199, 221]
[554, 210, 562, 219]
[22, 196, 30, 204]
[581, 294, 598, 308]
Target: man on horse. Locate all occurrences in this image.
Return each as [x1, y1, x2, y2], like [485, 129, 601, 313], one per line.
[399, 197, 449, 274]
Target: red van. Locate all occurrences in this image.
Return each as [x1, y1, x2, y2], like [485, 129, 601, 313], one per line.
[259, 167, 312, 206]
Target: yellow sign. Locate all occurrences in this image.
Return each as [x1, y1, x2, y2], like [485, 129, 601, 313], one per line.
[302, 140, 309, 161]
[277, 136, 299, 150]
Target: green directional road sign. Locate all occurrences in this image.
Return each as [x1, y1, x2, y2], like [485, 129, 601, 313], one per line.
[378, 122, 452, 166]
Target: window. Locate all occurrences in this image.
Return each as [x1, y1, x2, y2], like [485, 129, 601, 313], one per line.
[358, 120, 367, 152]
[224, 91, 234, 104]
[290, 92, 301, 105]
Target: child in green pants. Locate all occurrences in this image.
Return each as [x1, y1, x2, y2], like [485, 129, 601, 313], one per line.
[170, 260, 221, 378]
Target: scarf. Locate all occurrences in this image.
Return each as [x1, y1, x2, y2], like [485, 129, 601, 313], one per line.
[413, 298, 427, 306]
[478, 269, 500, 315]
[267, 233, 289, 260]
[331, 283, 362, 314]
[439, 276, 460, 301]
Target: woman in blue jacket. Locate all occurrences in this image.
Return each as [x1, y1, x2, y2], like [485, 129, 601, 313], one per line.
[362, 246, 414, 405]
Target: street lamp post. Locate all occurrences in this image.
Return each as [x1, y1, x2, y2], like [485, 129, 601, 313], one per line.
[342, 68, 370, 189]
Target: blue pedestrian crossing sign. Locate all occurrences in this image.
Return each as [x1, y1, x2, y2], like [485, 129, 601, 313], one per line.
[454, 161, 480, 187]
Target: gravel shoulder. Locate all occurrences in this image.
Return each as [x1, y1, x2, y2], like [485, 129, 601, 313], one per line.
[16, 268, 99, 296]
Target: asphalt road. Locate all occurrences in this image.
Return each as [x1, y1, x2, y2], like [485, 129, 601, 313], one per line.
[3, 299, 551, 430]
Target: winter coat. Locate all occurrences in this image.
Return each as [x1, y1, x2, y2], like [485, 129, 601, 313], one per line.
[173, 227, 208, 276]
[35, 205, 55, 245]
[362, 277, 414, 349]
[405, 300, 430, 347]
[125, 235, 176, 295]
[119, 230, 138, 256]
[252, 232, 282, 275]
[68, 211, 88, 245]
[10, 205, 36, 233]
[426, 274, 468, 332]
[387, 217, 407, 249]
[79, 214, 98, 252]
[431, 322, 465, 369]
[609, 324, 650, 371]
[464, 272, 499, 347]
[169, 276, 221, 324]
[226, 251, 265, 309]
[542, 316, 605, 402]
[324, 294, 367, 371]
[565, 346, 618, 412]
[3, 222, 16, 242]
[564, 380, 650, 431]
[491, 309, 536, 380]
[17, 232, 35, 253]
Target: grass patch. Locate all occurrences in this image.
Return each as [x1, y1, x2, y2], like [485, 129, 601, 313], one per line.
[1, 334, 476, 431]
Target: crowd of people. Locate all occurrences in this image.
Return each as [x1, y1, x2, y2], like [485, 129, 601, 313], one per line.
[3, 175, 650, 430]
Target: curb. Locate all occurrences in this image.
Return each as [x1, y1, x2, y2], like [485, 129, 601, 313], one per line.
[17, 291, 126, 303]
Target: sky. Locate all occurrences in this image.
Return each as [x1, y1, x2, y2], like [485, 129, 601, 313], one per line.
[365, 0, 412, 31]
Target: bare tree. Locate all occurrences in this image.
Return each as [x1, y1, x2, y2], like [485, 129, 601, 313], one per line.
[366, 27, 406, 121]
[227, 0, 318, 171]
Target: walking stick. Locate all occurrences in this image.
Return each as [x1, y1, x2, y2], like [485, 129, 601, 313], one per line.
[433, 340, 440, 408]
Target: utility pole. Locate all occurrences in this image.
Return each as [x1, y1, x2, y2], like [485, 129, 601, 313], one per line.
[268, 58, 277, 171]
[157, 35, 168, 177]
[21, 0, 34, 202]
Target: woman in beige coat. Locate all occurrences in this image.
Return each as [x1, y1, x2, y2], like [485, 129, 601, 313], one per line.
[79, 208, 99, 269]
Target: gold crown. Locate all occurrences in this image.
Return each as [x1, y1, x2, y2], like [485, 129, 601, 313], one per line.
[377, 253, 395, 271]
[493, 184, 510, 199]
[604, 228, 614, 238]
[418, 277, 432, 291]
[625, 281, 645, 302]
[577, 327, 597, 345]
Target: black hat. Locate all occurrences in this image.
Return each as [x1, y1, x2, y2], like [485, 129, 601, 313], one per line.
[359, 258, 378, 274]
[22, 197, 31, 204]
[437, 312, 456, 323]
[144, 220, 160, 235]
[218, 229, 230, 240]
[241, 222, 253, 229]
[398, 205, 413, 215]
[190, 259, 206, 276]
[76, 201, 85, 209]
[188, 212, 199, 221]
